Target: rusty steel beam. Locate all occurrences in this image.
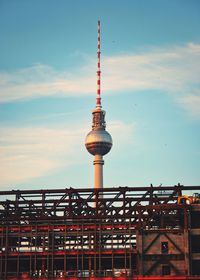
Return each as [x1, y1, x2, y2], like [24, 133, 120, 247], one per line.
[0, 184, 199, 196]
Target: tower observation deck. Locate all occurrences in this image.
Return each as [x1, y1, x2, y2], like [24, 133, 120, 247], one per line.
[85, 20, 112, 190]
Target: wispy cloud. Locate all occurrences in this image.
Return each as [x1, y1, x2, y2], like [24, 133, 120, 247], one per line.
[177, 94, 200, 119]
[0, 43, 200, 117]
[0, 64, 95, 102]
[0, 125, 85, 186]
[103, 43, 200, 94]
[0, 121, 134, 186]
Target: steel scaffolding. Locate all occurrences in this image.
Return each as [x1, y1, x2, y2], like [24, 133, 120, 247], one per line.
[0, 185, 200, 279]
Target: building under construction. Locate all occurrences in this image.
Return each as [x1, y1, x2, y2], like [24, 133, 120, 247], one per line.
[1, 22, 199, 279]
[0, 185, 200, 279]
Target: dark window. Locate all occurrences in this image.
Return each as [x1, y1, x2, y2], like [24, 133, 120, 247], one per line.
[192, 260, 200, 275]
[191, 235, 200, 253]
[161, 241, 168, 254]
[162, 265, 171, 275]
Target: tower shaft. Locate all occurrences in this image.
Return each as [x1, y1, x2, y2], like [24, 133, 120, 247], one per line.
[94, 20, 103, 190]
[94, 155, 104, 189]
[85, 21, 112, 195]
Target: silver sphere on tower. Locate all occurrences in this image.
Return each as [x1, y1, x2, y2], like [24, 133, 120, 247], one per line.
[85, 109, 112, 156]
[85, 107, 113, 191]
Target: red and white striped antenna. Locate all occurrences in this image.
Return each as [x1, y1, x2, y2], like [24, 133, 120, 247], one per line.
[96, 20, 101, 109]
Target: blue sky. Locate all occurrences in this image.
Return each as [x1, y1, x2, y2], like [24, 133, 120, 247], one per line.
[0, 0, 199, 191]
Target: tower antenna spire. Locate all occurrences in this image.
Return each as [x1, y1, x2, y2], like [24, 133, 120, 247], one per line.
[96, 20, 101, 109]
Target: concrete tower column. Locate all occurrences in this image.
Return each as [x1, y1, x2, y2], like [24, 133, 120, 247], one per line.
[85, 21, 112, 207]
[93, 154, 104, 189]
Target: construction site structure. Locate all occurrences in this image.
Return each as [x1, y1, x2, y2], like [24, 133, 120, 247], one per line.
[0, 184, 200, 279]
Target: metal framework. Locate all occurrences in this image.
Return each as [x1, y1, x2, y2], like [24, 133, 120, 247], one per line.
[0, 184, 200, 279]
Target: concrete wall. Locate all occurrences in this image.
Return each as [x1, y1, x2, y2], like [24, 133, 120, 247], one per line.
[136, 231, 188, 276]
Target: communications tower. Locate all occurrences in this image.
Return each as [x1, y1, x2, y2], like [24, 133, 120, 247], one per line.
[85, 20, 112, 190]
